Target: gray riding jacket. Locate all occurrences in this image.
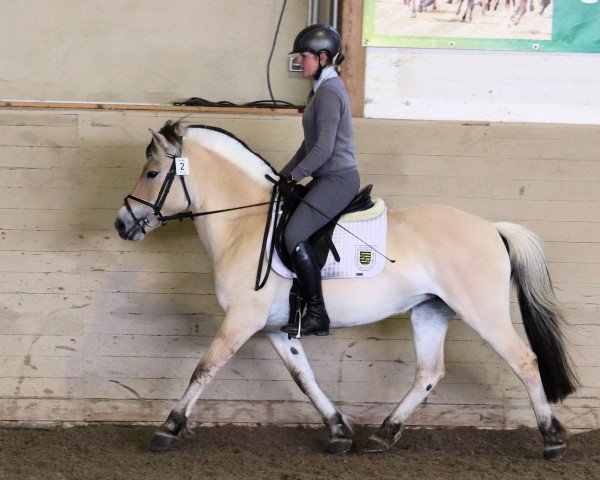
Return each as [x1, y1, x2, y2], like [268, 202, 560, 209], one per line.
[282, 70, 358, 181]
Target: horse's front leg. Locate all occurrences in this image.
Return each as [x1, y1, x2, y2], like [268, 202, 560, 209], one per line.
[150, 304, 265, 450]
[410, 0, 417, 17]
[267, 332, 355, 454]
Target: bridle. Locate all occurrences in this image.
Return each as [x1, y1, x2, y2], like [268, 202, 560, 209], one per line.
[123, 153, 192, 234]
[121, 148, 279, 291]
[122, 152, 272, 233]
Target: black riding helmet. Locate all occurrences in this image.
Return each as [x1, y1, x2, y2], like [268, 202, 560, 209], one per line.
[290, 24, 341, 64]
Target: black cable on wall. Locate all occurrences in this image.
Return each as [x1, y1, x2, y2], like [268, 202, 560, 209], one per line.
[174, 0, 302, 110]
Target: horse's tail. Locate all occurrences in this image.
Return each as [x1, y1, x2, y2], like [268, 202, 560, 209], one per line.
[494, 221, 579, 403]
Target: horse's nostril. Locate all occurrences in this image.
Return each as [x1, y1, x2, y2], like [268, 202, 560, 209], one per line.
[114, 218, 126, 233]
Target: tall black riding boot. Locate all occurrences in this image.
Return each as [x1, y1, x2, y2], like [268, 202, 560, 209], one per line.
[281, 242, 330, 337]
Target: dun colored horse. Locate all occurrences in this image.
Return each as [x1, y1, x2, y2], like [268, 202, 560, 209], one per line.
[114, 120, 578, 459]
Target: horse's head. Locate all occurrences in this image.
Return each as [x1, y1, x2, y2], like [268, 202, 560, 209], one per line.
[114, 121, 192, 241]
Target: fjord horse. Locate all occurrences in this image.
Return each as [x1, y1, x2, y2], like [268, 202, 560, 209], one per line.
[114, 120, 578, 459]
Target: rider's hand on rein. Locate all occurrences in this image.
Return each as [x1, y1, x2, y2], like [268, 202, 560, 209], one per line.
[275, 176, 297, 202]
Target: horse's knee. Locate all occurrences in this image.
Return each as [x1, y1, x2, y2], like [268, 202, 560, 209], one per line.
[190, 362, 209, 384]
[415, 365, 445, 392]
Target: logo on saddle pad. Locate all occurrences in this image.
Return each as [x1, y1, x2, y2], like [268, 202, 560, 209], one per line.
[356, 247, 375, 271]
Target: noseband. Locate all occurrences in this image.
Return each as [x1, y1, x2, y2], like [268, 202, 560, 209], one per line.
[123, 153, 192, 234]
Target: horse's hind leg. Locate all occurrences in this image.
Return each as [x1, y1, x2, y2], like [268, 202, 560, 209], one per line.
[267, 332, 355, 454]
[411, 0, 417, 17]
[365, 298, 454, 452]
[466, 312, 566, 459]
[456, 0, 464, 14]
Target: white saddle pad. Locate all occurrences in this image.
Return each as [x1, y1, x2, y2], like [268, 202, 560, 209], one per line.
[272, 198, 388, 279]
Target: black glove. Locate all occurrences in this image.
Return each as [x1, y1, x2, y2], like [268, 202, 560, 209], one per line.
[276, 176, 297, 202]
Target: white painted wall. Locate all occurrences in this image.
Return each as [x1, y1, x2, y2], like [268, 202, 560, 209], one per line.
[365, 48, 600, 124]
[0, 0, 308, 106]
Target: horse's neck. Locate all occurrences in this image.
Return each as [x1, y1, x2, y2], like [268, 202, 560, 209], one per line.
[186, 143, 272, 262]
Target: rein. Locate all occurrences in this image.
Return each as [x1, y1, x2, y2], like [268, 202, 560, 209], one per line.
[255, 188, 281, 291]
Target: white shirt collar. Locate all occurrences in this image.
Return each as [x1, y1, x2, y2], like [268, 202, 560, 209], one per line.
[312, 66, 338, 94]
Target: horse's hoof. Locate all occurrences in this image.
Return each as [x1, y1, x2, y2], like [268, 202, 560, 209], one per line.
[544, 443, 566, 461]
[150, 430, 179, 451]
[364, 435, 390, 453]
[327, 438, 353, 455]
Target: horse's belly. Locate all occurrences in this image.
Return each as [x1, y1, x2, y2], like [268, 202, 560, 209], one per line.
[323, 274, 430, 328]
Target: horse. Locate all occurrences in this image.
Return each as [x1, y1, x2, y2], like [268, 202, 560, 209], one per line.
[484, 0, 514, 13]
[455, 0, 476, 22]
[114, 120, 578, 459]
[540, 0, 551, 16]
[511, 0, 536, 24]
[406, 0, 437, 18]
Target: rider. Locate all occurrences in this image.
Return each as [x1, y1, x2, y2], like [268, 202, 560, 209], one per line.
[278, 24, 360, 337]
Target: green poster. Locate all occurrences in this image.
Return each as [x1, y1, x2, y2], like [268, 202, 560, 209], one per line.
[363, 0, 600, 52]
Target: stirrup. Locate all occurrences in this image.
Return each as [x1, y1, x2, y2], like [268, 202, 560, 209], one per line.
[281, 302, 303, 339]
[282, 314, 307, 340]
[281, 310, 330, 338]
[292, 312, 303, 340]
[293, 305, 303, 339]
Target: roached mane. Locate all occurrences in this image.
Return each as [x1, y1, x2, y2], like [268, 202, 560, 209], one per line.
[156, 121, 278, 187]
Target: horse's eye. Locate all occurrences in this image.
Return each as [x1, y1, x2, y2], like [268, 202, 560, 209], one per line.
[146, 171, 159, 179]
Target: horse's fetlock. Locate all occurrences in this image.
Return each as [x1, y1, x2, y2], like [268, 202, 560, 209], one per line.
[539, 416, 566, 446]
[379, 415, 404, 445]
[164, 410, 188, 436]
[326, 412, 354, 438]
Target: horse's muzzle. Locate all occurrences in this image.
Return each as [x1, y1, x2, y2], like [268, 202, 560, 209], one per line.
[114, 216, 145, 241]
[114, 217, 128, 239]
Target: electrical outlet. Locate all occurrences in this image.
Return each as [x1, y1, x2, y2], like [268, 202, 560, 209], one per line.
[288, 57, 302, 72]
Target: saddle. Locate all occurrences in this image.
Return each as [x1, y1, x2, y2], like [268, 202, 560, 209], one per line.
[273, 183, 375, 334]
[273, 183, 375, 272]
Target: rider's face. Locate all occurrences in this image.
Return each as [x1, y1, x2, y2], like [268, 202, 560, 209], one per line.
[297, 52, 324, 77]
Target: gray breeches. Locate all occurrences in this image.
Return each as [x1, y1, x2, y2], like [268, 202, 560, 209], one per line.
[284, 169, 360, 254]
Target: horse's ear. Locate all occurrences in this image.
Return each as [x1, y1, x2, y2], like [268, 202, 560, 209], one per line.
[173, 121, 187, 139]
[149, 129, 169, 153]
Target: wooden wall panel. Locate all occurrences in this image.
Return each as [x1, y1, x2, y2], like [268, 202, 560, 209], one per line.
[0, 108, 598, 433]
